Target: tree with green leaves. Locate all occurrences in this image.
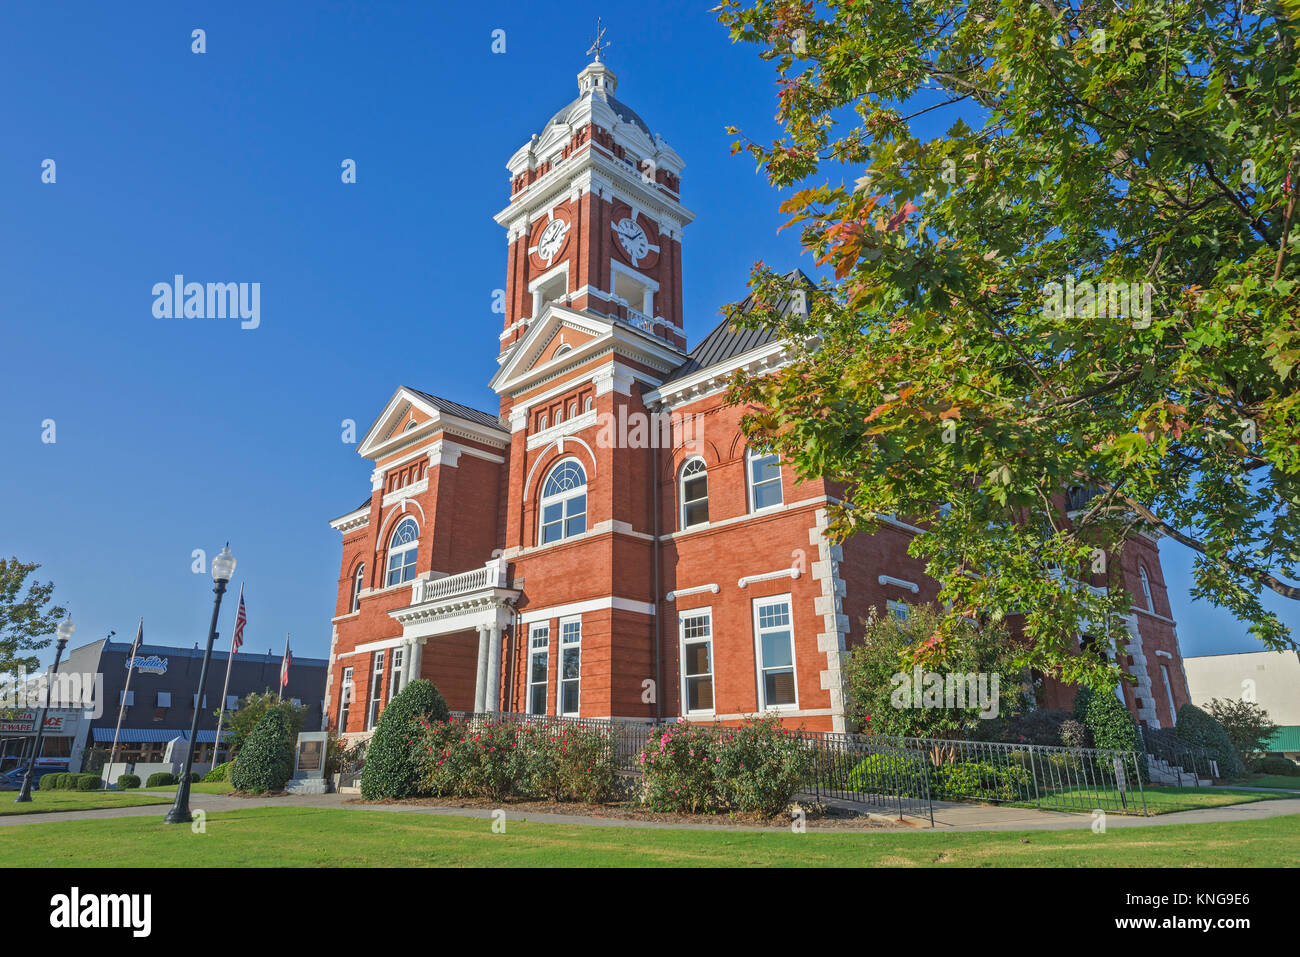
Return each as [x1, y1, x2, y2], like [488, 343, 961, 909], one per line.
[1206, 695, 1279, 765]
[717, 0, 1300, 688]
[0, 557, 66, 678]
[218, 691, 305, 756]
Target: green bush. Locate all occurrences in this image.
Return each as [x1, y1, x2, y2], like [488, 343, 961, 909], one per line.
[1205, 698, 1279, 769]
[639, 722, 721, 813]
[712, 717, 813, 816]
[203, 761, 231, 782]
[75, 773, 103, 791]
[230, 708, 295, 793]
[1254, 755, 1300, 776]
[1175, 704, 1245, 778]
[116, 773, 140, 789]
[145, 772, 176, 788]
[1059, 719, 1090, 749]
[845, 751, 928, 796]
[360, 679, 449, 800]
[930, 760, 1030, 801]
[36, 772, 60, 790]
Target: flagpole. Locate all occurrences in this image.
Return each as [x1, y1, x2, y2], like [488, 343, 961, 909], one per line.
[106, 618, 142, 787]
[211, 583, 242, 767]
[279, 632, 289, 702]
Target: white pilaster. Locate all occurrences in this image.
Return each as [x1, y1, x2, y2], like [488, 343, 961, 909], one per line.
[485, 623, 503, 713]
[473, 625, 490, 713]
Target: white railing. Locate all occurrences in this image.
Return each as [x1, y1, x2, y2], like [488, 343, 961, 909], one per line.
[410, 558, 509, 604]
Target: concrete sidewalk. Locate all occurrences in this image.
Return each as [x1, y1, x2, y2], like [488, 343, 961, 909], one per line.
[3, 792, 1299, 833]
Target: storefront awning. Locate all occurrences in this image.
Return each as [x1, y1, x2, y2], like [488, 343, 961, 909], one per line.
[91, 728, 229, 743]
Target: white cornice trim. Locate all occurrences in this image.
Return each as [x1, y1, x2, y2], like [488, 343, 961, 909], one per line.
[878, 575, 920, 594]
[738, 568, 801, 589]
[519, 595, 656, 624]
[329, 507, 370, 533]
[665, 584, 720, 602]
[646, 340, 789, 409]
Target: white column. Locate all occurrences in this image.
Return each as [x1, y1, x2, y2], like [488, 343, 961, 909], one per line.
[473, 625, 490, 713]
[485, 623, 503, 713]
[408, 638, 423, 689]
[400, 639, 414, 692]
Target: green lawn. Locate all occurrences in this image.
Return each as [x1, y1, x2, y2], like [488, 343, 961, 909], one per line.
[2, 806, 1297, 867]
[0, 790, 173, 816]
[1012, 785, 1293, 816]
[1229, 776, 1300, 791]
[142, 782, 236, 795]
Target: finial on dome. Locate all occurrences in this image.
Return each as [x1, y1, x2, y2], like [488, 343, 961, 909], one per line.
[586, 17, 610, 63]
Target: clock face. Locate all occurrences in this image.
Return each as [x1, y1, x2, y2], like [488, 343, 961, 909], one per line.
[613, 217, 649, 264]
[533, 218, 569, 265]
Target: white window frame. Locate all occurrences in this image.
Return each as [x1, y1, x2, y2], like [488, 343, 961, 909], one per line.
[1160, 663, 1178, 725]
[558, 616, 582, 716]
[746, 448, 784, 513]
[679, 456, 709, 529]
[390, 647, 404, 701]
[1139, 564, 1153, 611]
[385, 518, 419, 586]
[527, 622, 550, 716]
[678, 607, 714, 716]
[351, 563, 365, 612]
[752, 594, 798, 711]
[367, 651, 385, 730]
[538, 458, 588, 546]
[339, 666, 353, 730]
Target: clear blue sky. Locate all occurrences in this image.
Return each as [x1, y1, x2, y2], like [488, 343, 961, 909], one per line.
[2, 1, 1292, 670]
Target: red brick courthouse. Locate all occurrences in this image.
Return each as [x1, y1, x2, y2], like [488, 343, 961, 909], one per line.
[324, 55, 1191, 736]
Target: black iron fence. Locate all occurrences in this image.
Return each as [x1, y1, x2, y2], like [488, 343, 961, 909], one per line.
[1140, 726, 1219, 785]
[448, 712, 1149, 819]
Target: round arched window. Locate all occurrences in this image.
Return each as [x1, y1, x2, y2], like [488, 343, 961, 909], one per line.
[386, 518, 419, 585]
[540, 460, 587, 544]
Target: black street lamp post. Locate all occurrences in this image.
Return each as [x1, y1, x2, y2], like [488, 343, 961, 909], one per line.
[164, 544, 236, 825]
[14, 617, 75, 803]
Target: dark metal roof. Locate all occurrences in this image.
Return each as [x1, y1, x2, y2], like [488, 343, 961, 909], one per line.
[405, 388, 507, 433]
[662, 269, 813, 385]
[546, 93, 652, 137]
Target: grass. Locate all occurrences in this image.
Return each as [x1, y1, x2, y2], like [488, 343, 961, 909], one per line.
[1229, 775, 1300, 791]
[0, 789, 173, 816]
[142, 782, 236, 795]
[1, 806, 1297, 867]
[1006, 785, 1293, 816]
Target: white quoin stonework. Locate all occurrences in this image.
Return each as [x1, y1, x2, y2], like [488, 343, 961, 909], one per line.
[810, 508, 849, 732]
[1122, 615, 1161, 728]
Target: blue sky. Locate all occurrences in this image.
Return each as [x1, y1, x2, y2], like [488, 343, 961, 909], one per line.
[2, 1, 1293, 669]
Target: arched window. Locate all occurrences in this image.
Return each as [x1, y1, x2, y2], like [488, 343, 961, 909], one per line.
[385, 518, 419, 585]
[351, 563, 365, 612]
[540, 459, 587, 544]
[1139, 564, 1153, 611]
[554, 343, 572, 358]
[680, 457, 708, 528]
[568, 401, 578, 419]
[555, 408, 564, 424]
[538, 414, 548, 431]
[584, 396, 593, 413]
[747, 448, 784, 511]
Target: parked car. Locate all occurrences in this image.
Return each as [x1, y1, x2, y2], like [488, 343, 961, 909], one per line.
[0, 768, 31, 790]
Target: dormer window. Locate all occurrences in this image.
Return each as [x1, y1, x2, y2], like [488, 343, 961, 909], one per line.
[554, 343, 572, 359]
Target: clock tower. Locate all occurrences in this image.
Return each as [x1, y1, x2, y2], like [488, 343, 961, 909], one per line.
[493, 51, 695, 355]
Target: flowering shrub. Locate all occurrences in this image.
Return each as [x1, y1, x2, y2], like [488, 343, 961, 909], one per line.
[713, 716, 813, 816]
[417, 718, 621, 803]
[639, 722, 720, 812]
[639, 717, 810, 815]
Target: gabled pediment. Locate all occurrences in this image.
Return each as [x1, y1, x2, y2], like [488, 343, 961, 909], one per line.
[488, 304, 615, 394]
[358, 386, 506, 460]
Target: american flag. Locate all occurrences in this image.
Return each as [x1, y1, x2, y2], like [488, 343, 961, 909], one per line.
[232, 590, 247, 654]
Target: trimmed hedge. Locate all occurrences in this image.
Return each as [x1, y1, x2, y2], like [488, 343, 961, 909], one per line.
[1175, 704, 1245, 778]
[145, 772, 177, 788]
[203, 761, 231, 782]
[75, 773, 103, 791]
[230, 708, 294, 793]
[116, 774, 141, 789]
[361, 679, 449, 800]
[1255, 755, 1300, 776]
[37, 772, 60, 790]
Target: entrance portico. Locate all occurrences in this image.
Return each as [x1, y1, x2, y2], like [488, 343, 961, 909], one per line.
[388, 558, 519, 712]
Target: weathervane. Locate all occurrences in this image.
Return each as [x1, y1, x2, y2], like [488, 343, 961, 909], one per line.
[587, 17, 610, 62]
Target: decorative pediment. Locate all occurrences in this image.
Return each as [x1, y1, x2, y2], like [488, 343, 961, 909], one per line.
[488, 304, 614, 394]
[358, 387, 506, 460]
